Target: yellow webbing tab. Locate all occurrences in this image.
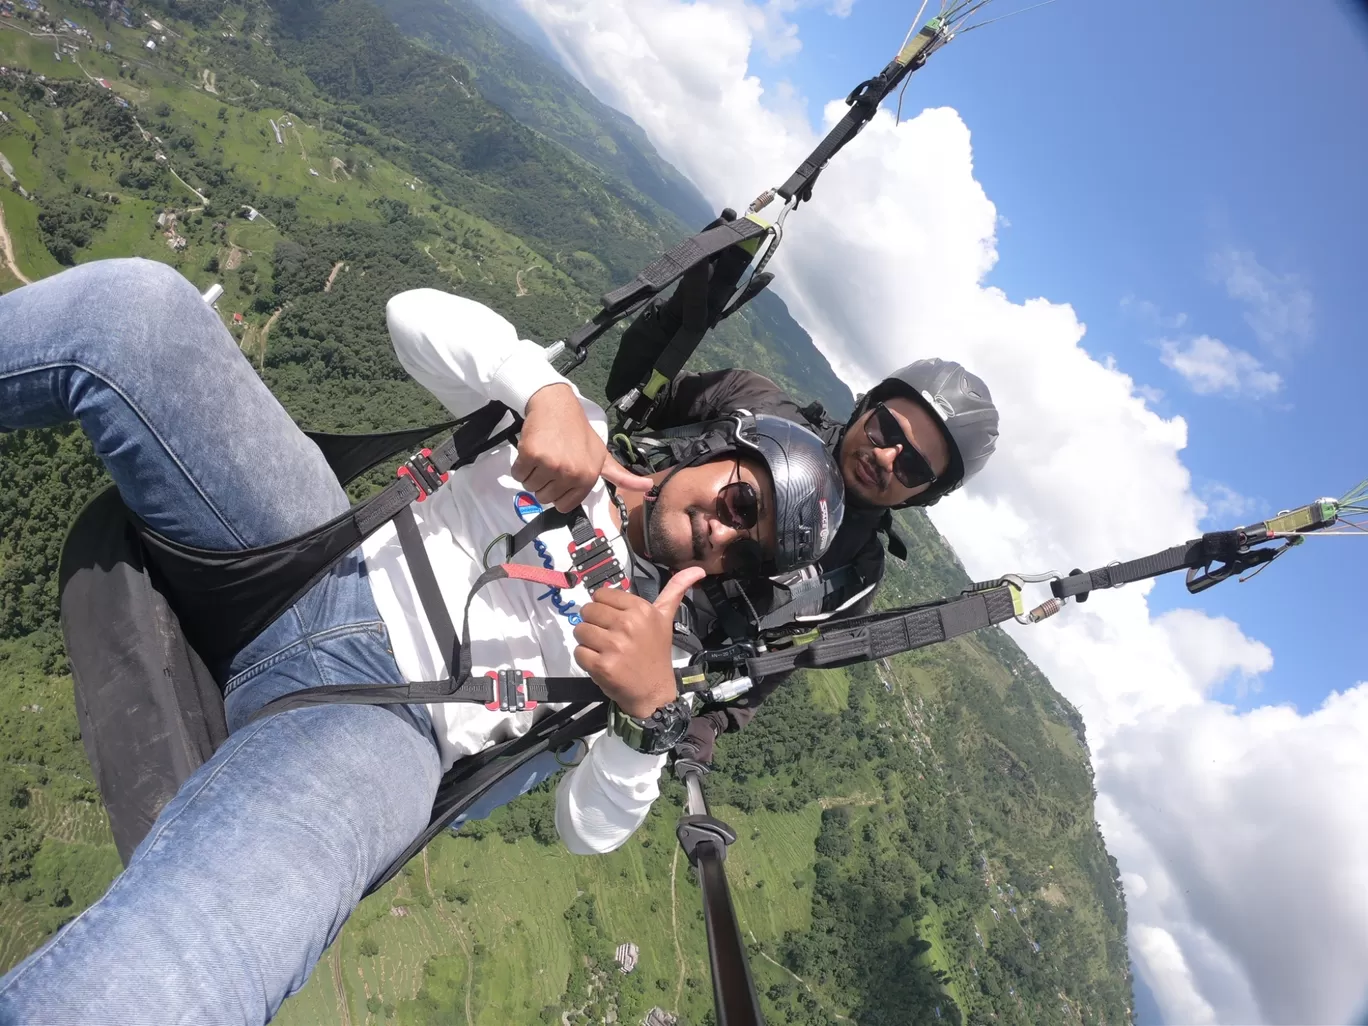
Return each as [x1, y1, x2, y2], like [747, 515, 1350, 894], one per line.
[739, 214, 772, 256]
[1009, 585, 1025, 619]
[1264, 502, 1336, 535]
[897, 17, 941, 65]
[642, 369, 672, 400]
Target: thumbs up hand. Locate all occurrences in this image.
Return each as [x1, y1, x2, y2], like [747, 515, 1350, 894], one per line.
[572, 566, 707, 717]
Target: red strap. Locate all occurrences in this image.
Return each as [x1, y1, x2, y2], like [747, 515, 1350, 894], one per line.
[499, 563, 580, 590]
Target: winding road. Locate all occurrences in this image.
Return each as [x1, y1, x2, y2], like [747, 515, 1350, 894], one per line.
[0, 201, 31, 285]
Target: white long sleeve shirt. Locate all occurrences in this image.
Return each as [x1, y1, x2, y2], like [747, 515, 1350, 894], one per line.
[360, 289, 670, 855]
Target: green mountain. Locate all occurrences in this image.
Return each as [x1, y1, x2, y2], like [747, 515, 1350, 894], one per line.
[372, 0, 714, 228]
[0, 0, 1130, 1022]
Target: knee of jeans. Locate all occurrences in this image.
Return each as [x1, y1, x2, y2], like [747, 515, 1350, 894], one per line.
[78, 258, 230, 363]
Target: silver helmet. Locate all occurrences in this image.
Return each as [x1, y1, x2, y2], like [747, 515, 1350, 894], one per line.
[635, 413, 845, 574]
[858, 358, 998, 507]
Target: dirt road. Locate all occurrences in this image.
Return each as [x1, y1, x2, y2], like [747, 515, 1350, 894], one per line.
[0, 202, 32, 285]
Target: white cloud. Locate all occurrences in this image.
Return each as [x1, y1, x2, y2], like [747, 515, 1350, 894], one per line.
[1122, 294, 1188, 332]
[1107, 686, 1368, 1024]
[1159, 335, 1282, 398]
[1209, 247, 1314, 356]
[1132, 925, 1219, 1025]
[514, 3, 1368, 1021]
[1199, 481, 1264, 525]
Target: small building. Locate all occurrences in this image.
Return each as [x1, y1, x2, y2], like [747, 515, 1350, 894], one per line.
[232, 312, 243, 324]
[144, 38, 154, 49]
[96, 77, 110, 89]
[308, 168, 318, 177]
[244, 207, 260, 222]
[614, 942, 638, 975]
[155, 211, 167, 227]
[642, 1010, 676, 1026]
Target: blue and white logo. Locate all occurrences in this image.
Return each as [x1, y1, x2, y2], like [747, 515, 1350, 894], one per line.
[514, 492, 581, 625]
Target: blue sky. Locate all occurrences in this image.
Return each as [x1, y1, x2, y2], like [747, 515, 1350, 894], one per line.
[760, 0, 1368, 716]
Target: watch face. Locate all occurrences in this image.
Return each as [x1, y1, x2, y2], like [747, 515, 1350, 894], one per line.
[616, 701, 693, 755]
[654, 707, 691, 751]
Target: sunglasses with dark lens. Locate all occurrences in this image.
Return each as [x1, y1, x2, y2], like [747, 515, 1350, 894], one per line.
[716, 480, 760, 532]
[864, 402, 939, 490]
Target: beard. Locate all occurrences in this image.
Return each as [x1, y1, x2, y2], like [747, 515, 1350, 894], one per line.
[646, 503, 710, 568]
[851, 449, 891, 498]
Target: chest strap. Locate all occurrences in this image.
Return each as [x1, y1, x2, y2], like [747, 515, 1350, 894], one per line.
[250, 505, 633, 721]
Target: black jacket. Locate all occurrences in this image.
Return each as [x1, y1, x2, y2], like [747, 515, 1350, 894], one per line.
[646, 368, 893, 759]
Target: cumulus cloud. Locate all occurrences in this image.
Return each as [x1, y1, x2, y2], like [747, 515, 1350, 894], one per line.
[1199, 481, 1264, 525]
[1108, 686, 1368, 1024]
[514, 2, 1368, 1021]
[1159, 335, 1283, 398]
[1209, 246, 1314, 356]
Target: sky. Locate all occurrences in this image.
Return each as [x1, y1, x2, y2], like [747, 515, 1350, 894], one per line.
[507, 2, 1368, 1023]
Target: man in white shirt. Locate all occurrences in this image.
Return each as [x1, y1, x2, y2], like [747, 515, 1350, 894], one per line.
[0, 259, 844, 1025]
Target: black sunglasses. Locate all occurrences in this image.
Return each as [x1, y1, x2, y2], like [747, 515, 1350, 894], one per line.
[716, 480, 768, 575]
[716, 480, 760, 532]
[864, 402, 939, 490]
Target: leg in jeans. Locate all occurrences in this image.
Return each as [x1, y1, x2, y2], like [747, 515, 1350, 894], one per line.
[0, 259, 442, 1026]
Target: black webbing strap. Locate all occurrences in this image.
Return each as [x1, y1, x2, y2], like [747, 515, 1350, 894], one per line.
[777, 26, 935, 203]
[739, 585, 1018, 677]
[395, 505, 459, 671]
[353, 402, 520, 538]
[1050, 531, 1245, 601]
[501, 507, 577, 562]
[647, 260, 713, 392]
[599, 217, 770, 318]
[252, 508, 627, 722]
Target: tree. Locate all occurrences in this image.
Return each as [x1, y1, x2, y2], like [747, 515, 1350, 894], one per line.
[358, 936, 379, 958]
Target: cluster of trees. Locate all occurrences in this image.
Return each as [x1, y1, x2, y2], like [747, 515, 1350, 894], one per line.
[36, 193, 109, 266]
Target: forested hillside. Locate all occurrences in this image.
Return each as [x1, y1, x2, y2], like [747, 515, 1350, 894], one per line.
[0, 0, 1131, 1021]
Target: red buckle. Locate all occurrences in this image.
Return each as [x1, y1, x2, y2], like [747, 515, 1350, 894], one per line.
[567, 527, 607, 554]
[484, 669, 535, 712]
[396, 448, 449, 502]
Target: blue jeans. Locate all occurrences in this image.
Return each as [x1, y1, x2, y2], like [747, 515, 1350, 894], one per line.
[0, 259, 560, 1025]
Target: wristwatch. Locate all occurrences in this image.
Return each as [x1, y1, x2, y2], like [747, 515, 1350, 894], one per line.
[609, 698, 693, 755]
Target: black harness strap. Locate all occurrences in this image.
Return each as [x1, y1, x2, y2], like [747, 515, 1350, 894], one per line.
[395, 506, 459, 670]
[738, 585, 1018, 677]
[598, 217, 770, 318]
[1050, 531, 1245, 601]
[250, 509, 628, 721]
